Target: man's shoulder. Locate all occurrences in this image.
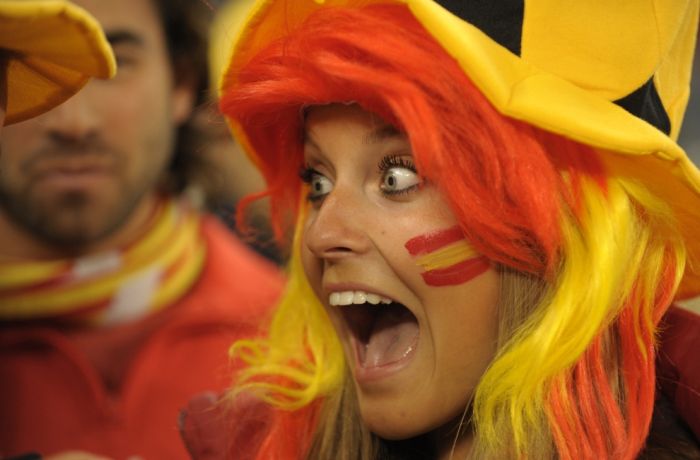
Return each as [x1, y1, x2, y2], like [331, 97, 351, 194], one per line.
[198, 214, 282, 282]
[173, 214, 284, 319]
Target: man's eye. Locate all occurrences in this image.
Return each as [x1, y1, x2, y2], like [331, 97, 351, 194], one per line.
[381, 167, 420, 195]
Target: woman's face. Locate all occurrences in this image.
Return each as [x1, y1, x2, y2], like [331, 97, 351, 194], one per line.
[300, 103, 500, 440]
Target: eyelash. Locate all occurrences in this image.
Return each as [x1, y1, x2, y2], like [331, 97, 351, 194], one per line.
[378, 154, 416, 174]
[298, 166, 315, 184]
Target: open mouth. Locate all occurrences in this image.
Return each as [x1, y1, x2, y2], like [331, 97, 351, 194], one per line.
[330, 290, 419, 369]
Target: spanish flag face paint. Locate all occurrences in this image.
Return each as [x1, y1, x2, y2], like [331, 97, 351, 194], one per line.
[405, 226, 490, 287]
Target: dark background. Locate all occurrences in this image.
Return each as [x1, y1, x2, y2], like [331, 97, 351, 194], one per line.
[679, 33, 700, 164]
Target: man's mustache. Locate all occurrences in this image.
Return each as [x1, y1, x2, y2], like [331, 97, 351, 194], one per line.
[20, 140, 118, 176]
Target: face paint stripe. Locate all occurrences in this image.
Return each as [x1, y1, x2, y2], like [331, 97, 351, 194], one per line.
[405, 226, 464, 256]
[416, 240, 477, 271]
[421, 256, 490, 287]
[406, 226, 489, 287]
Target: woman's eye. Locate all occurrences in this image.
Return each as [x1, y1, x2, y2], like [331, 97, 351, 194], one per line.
[381, 167, 421, 195]
[299, 166, 333, 202]
[378, 154, 420, 196]
[310, 174, 333, 197]
[301, 168, 333, 202]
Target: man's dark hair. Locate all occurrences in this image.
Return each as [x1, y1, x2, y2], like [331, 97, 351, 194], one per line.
[153, 0, 213, 194]
[0, 52, 8, 116]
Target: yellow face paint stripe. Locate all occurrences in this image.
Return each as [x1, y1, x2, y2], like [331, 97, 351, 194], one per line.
[415, 239, 477, 271]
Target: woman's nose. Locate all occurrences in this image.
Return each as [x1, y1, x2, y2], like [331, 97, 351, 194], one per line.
[304, 186, 372, 260]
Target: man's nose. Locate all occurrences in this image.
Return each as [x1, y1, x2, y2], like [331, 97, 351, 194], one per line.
[42, 82, 99, 143]
[304, 185, 372, 260]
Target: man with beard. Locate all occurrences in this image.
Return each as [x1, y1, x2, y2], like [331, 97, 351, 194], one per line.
[0, 0, 282, 458]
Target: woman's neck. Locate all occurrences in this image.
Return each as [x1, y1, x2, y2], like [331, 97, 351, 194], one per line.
[436, 437, 472, 460]
[432, 415, 474, 460]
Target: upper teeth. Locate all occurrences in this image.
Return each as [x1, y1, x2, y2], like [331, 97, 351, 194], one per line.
[329, 290, 393, 306]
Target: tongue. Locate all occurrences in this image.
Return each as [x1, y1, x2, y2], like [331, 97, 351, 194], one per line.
[363, 304, 418, 368]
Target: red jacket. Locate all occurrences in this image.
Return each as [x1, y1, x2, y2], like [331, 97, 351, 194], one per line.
[0, 217, 283, 459]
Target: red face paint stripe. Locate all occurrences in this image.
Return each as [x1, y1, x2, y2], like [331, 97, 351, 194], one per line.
[421, 256, 490, 287]
[405, 226, 464, 256]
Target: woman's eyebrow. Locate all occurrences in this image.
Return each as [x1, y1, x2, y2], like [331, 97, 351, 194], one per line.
[363, 124, 403, 145]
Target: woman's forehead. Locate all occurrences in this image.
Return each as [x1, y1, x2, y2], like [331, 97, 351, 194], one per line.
[302, 103, 405, 145]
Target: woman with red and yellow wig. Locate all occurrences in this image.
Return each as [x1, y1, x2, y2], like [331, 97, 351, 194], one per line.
[215, 1, 700, 458]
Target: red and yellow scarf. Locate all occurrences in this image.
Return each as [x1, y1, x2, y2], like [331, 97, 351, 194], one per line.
[0, 199, 205, 326]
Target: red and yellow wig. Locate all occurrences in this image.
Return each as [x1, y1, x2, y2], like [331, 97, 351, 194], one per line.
[221, 5, 685, 459]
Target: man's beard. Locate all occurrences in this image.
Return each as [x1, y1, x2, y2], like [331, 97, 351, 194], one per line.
[0, 179, 143, 250]
[0, 132, 165, 251]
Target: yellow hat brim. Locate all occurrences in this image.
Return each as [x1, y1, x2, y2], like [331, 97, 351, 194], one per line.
[0, 0, 116, 125]
[222, 0, 700, 298]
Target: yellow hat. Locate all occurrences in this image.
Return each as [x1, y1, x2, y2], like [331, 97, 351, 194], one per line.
[0, 0, 116, 125]
[222, 0, 700, 298]
[209, 0, 255, 95]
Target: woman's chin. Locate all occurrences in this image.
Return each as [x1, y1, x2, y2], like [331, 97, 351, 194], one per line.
[359, 406, 433, 441]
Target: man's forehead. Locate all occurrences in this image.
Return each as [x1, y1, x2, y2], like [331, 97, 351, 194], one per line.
[69, 0, 162, 36]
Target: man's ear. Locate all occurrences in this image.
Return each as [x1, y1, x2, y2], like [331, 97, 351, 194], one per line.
[171, 72, 198, 125]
